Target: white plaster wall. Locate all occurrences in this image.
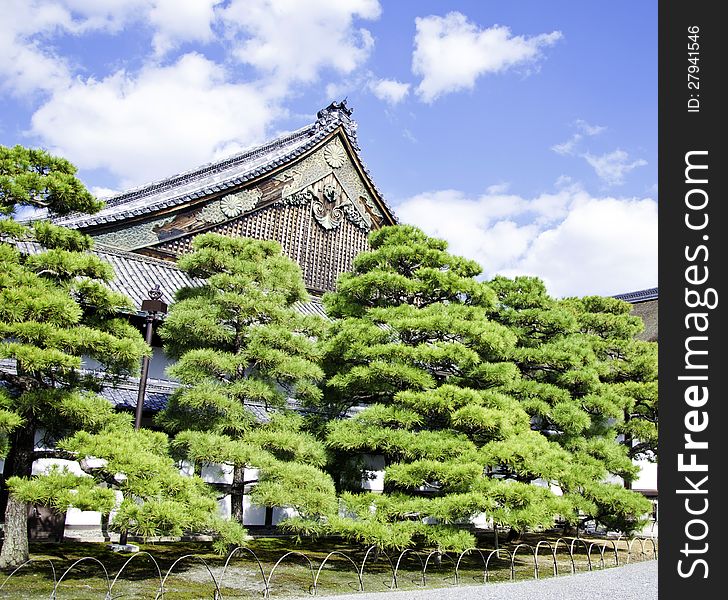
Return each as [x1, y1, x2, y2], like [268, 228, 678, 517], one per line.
[242, 496, 266, 526]
[201, 462, 234, 484]
[272, 506, 299, 525]
[632, 460, 657, 492]
[218, 495, 232, 520]
[82, 347, 176, 381]
[30, 458, 103, 527]
[360, 454, 384, 493]
[471, 513, 493, 529]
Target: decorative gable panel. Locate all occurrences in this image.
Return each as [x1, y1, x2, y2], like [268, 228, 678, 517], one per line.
[89, 135, 388, 292]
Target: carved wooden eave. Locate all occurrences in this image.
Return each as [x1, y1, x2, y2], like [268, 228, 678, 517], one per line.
[52, 101, 397, 293]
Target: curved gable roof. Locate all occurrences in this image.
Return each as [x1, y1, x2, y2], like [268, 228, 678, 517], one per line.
[54, 101, 396, 230]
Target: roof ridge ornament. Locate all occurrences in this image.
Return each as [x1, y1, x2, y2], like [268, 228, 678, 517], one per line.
[315, 99, 359, 150]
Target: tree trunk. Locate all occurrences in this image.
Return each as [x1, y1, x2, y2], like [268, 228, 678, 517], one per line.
[506, 527, 521, 543]
[231, 465, 245, 525]
[622, 414, 634, 489]
[0, 495, 29, 569]
[0, 427, 35, 569]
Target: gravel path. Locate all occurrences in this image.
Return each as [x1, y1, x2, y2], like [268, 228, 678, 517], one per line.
[311, 560, 657, 600]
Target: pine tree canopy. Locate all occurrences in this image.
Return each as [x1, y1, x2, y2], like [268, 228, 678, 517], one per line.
[1, 145, 103, 217]
[158, 234, 336, 525]
[0, 145, 237, 567]
[1, 145, 148, 460]
[284, 225, 653, 551]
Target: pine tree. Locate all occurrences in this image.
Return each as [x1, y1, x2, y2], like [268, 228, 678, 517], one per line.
[563, 295, 658, 480]
[285, 226, 590, 552]
[486, 276, 654, 530]
[0, 145, 147, 567]
[286, 226, 652, 551]
[157, 234, 336, 527]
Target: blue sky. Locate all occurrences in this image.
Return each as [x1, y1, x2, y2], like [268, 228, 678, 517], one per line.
[0, 0, 657, 297]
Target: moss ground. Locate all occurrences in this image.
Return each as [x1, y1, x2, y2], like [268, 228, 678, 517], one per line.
[0, 533, 657, 599]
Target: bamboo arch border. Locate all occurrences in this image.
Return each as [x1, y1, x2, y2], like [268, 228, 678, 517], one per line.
[265, 551, 315, 598]
[359, 546, 396, 591]
[0, 537, 658, 599]
[55, 557, 112, 599]
[534, 541, 558, 577]
[217, 546, 268, 598]
[510, 543, 538, 580]
[454, 548, 488, 585]
[484, 548, 512, 582]
[0, 558, 57, 597]
[391, 548, 426, 588]
[110, 551, 163, 598]
[612, 535, 658, 564]
[422, 550, 458, 588]
[313, 550, 363, 595]
[155, 554, 222, 599]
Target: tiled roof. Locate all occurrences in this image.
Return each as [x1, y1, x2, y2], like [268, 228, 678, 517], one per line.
[13, 240, 328, 318]
[613, 288, 658, 303]
[95, 244, 198, 308]
[0, 364, 307, 422]
[612, 288, 658, 342]
[50, 101, 396, 230]
[100, 378, 306, 422]
[101, 379, 176, 413]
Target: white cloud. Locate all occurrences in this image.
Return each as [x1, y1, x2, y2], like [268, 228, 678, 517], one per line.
[412, 12, 562, 102]
[220, 0, 381, 91]
[574, 119, 606, 136]
[30, 54, 280, 187]
[402, 128, 417, 143]
[0, 0, 223, 94]
[148, 0, 223, 57]
[4, 0, 385, 190]
[0, 1, 73, 95]
[395, 184, 657, 297]
[584, 149, 648, 186]
[90, 186, 121, 199]
[552, 121, 646, 187]
[486, 182, 510, 194]
[551, 119, 605, 156]
[551, 134, 582, 156]
[507, 196, 657, 296]
[369, 78, 410, 104]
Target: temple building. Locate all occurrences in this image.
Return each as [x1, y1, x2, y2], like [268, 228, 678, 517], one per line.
[4, 102, 659, 538]
[55, 100, 398, 422]
[57, 100, 397, 294]
[11, 101, 400, 537]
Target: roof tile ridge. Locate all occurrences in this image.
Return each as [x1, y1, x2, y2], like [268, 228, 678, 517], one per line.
[347, 143, 399, 224]
[93, 242, 186, 270]
[613, 287, 659, 302]
[104, 123, 317, 208]
[60, 123, 339, 228]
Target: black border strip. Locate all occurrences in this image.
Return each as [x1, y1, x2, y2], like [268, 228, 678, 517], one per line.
[659, 2, 727, 597]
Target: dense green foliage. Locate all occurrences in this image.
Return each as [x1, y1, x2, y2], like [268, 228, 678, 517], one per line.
[158, 234, 336, 525]
[0, 144, 656, 561]
[284, 226, 653, 551]
[1, 145, 103, 217]
[488, 277, 658, 483]
[0, 146, 241, 567]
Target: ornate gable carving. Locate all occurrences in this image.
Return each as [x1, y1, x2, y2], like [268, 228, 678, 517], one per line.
[273, 138, 383, 232]
[90, 136, 384, 253]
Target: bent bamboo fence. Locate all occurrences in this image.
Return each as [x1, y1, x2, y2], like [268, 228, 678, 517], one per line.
[0, 535, 658, 599]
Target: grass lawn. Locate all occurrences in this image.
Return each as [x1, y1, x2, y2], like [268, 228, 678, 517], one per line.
[0, 532, 657, 599]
